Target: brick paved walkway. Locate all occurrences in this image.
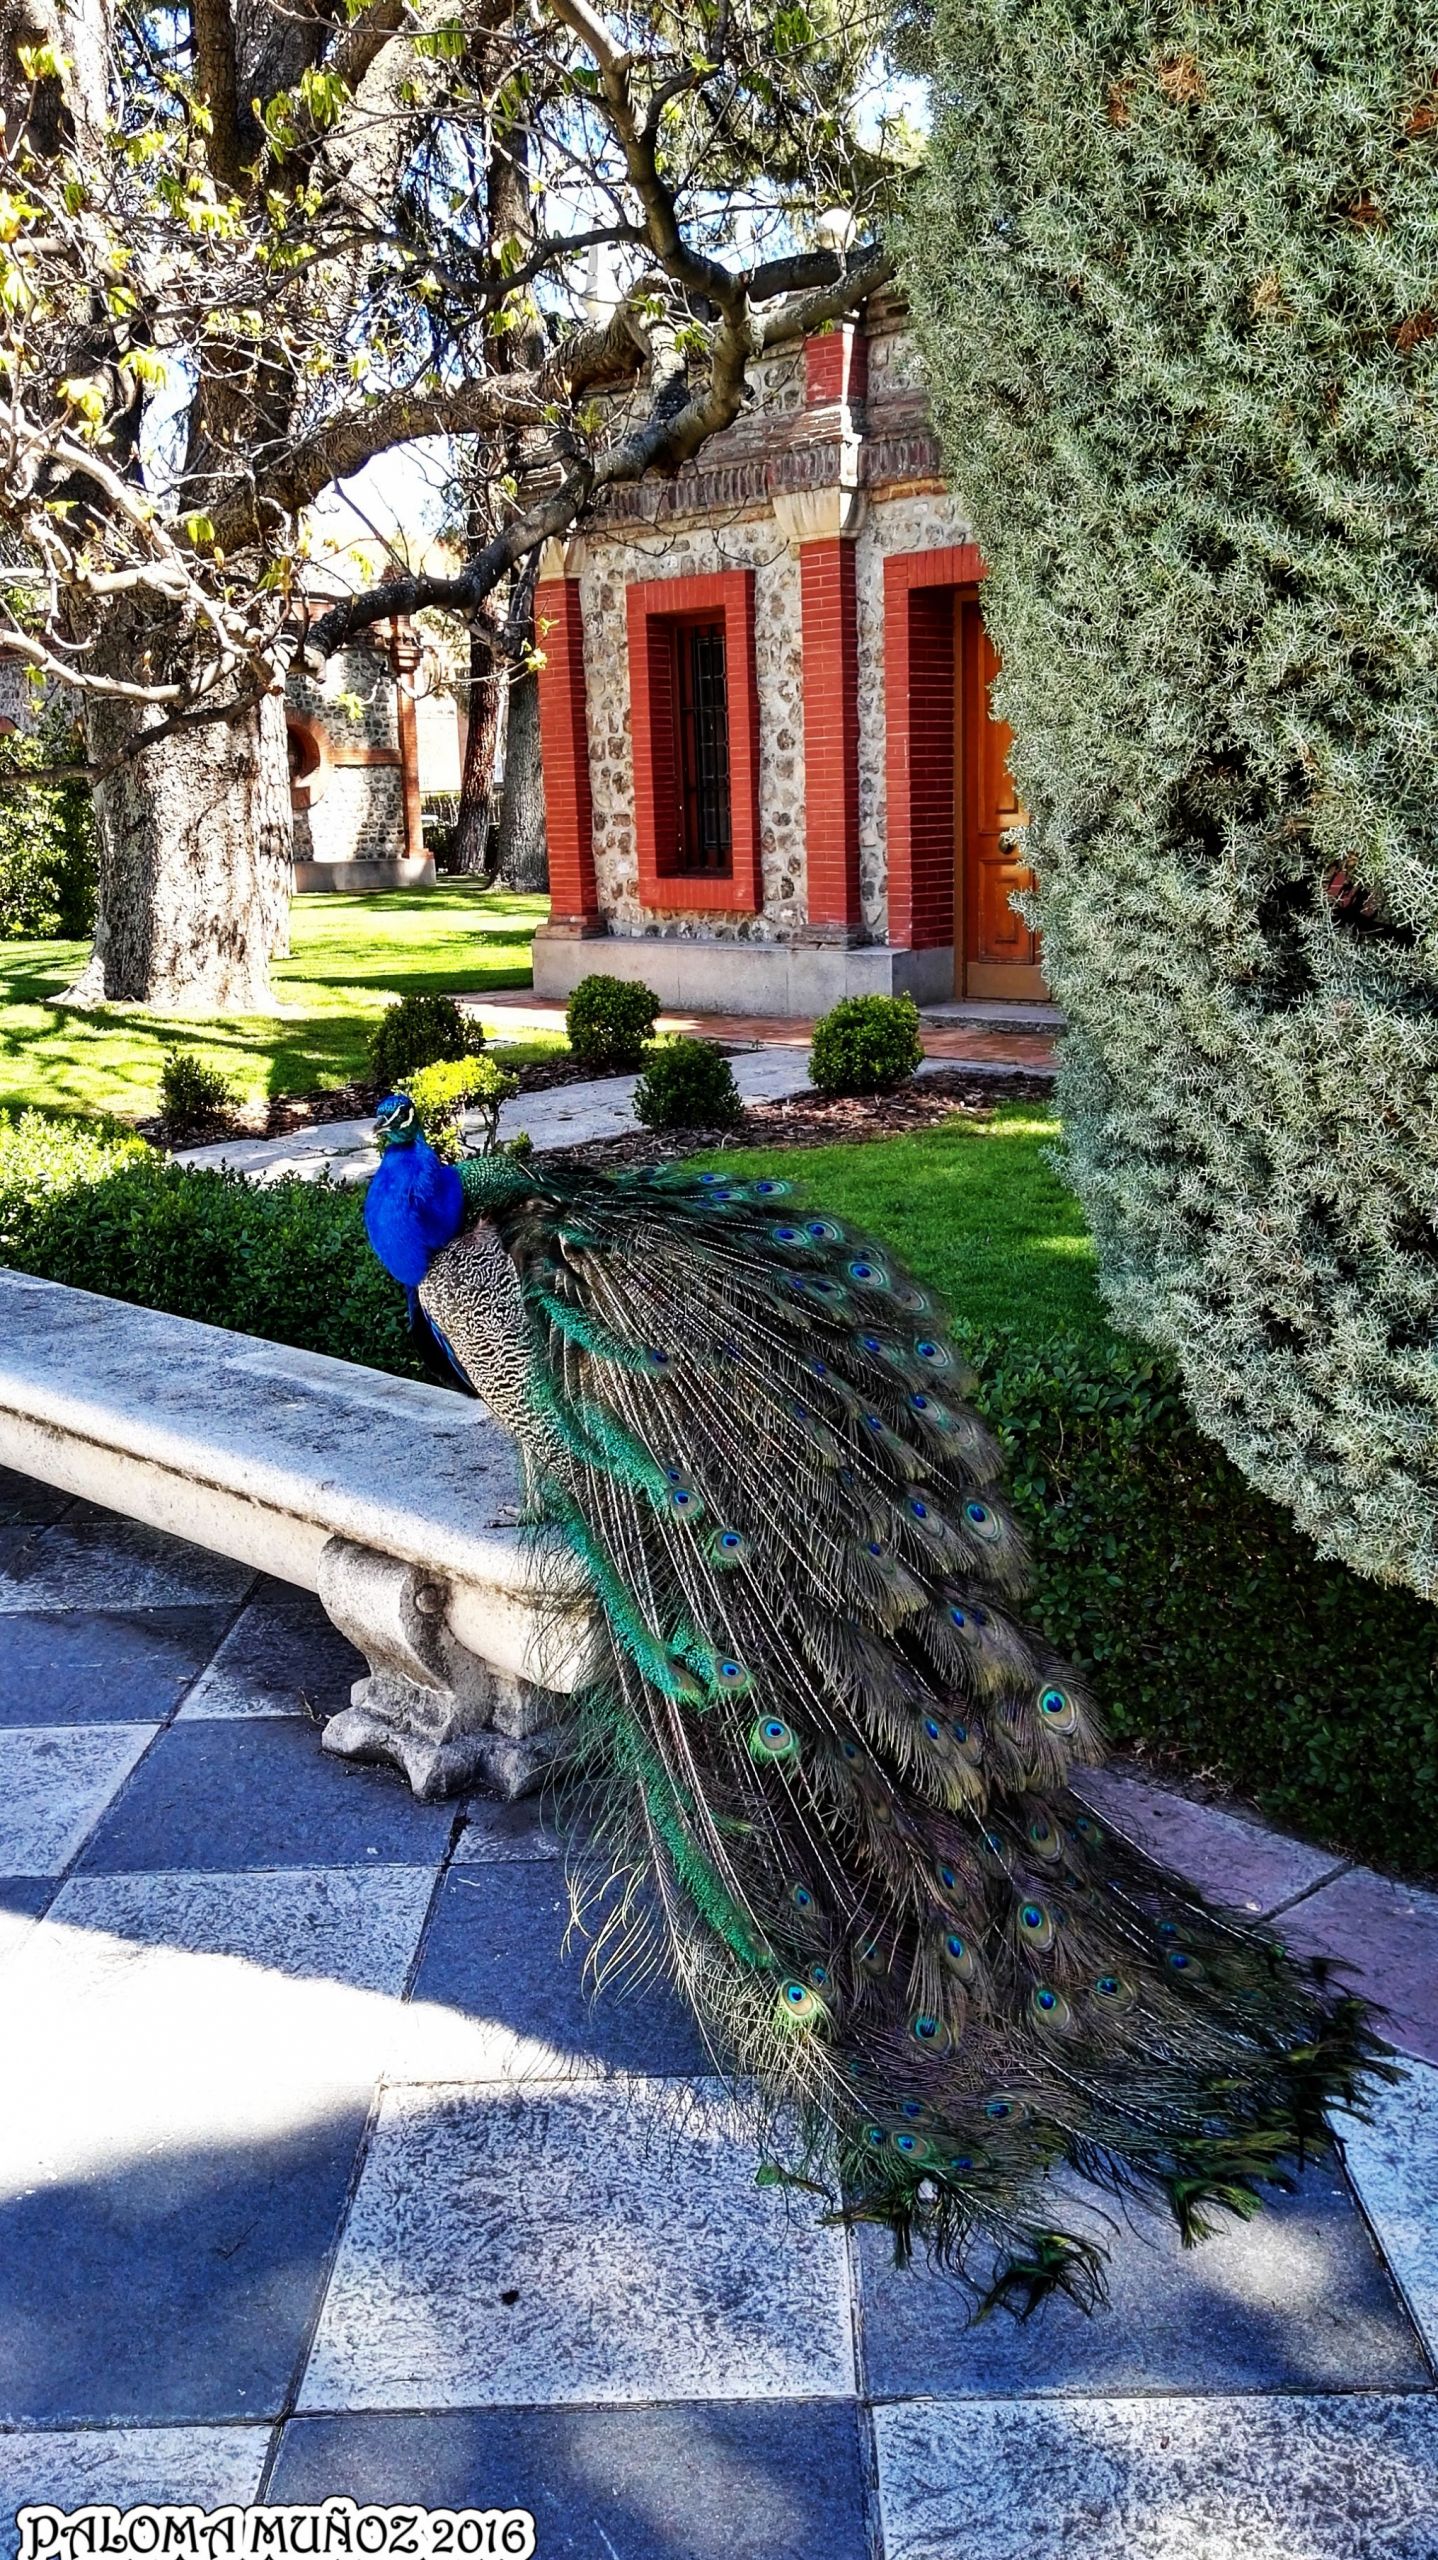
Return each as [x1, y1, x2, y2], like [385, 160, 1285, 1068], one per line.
[0, 1468, 1434, 2558]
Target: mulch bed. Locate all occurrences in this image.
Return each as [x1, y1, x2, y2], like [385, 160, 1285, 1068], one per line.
[539, 1066, 1058, 1177]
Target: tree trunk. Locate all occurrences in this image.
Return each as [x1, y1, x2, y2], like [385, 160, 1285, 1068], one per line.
[451, 629, 500, 876]
[69, 675, 293, 1011]
[495, 658, 548, 892]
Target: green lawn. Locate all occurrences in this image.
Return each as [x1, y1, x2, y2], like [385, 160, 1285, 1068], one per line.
[699, 1109, 1109, 1347]
[0, 885, 547, 1124]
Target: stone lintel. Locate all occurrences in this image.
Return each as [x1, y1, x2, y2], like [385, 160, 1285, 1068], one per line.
[771, 483, 867, 549]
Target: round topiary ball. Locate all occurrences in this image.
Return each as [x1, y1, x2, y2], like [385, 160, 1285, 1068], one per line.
[633, 1037, 743, 1131]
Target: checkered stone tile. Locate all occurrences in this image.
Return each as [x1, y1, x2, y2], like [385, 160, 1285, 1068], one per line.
[873, 2392, 1438, 2560]
[0, 1865, 439, 2423]
[75, 1715, 456, 1872]
[0, 1507, 254, 1612]
[856, 2162, 1428, 2400]
[398, 1862, 709, 2082]
[0, 1725, 156, 1875]
[298, 2076, 856, 2411]
[1342, 2059, 1438, 2370]
[178, 1581, 365, 1720]
[269, 2403, 872, 2560]
[0, 1608, 234, 1724]
[0, 2427, 272, 2560]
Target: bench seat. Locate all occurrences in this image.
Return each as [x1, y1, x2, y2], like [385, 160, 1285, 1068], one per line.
[0, 1268, 595, 1798]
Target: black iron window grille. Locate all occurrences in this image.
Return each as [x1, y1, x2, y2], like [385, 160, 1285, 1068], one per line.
[672, 619, 732, 875]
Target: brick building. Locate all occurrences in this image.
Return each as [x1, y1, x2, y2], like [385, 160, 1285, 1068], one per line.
[531, 297, 1045, 1017]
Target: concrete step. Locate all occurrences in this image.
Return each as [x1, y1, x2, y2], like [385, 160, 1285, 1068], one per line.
[917, 997, 1066, 1030]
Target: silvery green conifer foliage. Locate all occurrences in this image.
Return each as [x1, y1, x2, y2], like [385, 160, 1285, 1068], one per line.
[907, 0, 1438, 1595]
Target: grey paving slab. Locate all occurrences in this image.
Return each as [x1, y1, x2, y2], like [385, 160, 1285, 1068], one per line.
[74, 1714, 456, 1871]
[400, 1861, 709, 2082]
[0, 1606, 234, 1724]
[0, 1508, 255, 1612]
[270, 2403, 871, 2560]
[0, 2428, 272, 2560]
[0, 1866, 436, 2423]
[873, 2391, 1438, 2560]
[857, 2163, 1428, 2400]
[453, 1793, 563, 1861]
[298, 2076, 855, 2411]
[0, 1463, 72, 1525]
[1281, 1864, 1438, 2068]
[0, 1724, 156, 1874]
[178, 1580, 365, 1720]
[1342, 2058, 1438, 2372]
[1077, 1768, 1347, 1919]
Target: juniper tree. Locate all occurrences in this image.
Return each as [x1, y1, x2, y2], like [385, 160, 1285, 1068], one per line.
[908, 0, 1438, 1596]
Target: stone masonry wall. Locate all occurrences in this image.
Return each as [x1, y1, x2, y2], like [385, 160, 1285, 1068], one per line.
[576, 481, 974, 946]
[287, 638, 405, 866]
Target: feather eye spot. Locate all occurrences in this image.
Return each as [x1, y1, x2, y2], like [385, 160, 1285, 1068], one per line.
[894, 2131, 932, 2160]
[947, 2153, 975, 2173]
[900, 2098, 925, 2120]
[964, 1501, 1001, 1540]
[910, 1497, 928, 1519]
[1038, 1684, 1078, 1732]
[951, 1720, 968, 1744]
[859, 1334, 883, 1354]
[773, 1224, 803, 1243]
[984, 2098, 1013, 2121]
[806, 1217, 841, 1240]
[645, 1347, 670, 1368]
[923, 1717, 942, 1741]
[910, 1393, 930, 1412]
[936, 1861, 958, 1890]
[911, 2012, 949, 2051]
[949, 1606, 967, 1629]
[1031, 1986, 1074, 2030]
[808, 1962, 830, 1990]
[863, 2123, 887, 2147]
[1017, 1900, 1058, 1952]
[848, 1259, 887, 1287]
[778, 1978, 826, 2025]
[749, 1713, 799, 1762]
[1074, 1814, 1104, 1846]
[789, 1882, 815, 1911]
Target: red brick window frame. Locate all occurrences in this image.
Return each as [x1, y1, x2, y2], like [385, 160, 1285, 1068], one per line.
[626, 571, 762, 914]
[883, 543, 987, 951]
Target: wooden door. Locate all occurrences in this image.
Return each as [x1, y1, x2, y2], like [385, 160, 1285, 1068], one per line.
[956, 596, 1045, 1000]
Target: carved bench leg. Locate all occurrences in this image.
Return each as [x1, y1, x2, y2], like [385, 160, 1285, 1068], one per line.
[315, 1535, 573, 1803]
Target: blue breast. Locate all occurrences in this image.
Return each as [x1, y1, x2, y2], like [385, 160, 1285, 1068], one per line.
[364, 1135, 466, 1287]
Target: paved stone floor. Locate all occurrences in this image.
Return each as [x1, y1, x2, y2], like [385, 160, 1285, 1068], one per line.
[1, 1465, 1435, 2558]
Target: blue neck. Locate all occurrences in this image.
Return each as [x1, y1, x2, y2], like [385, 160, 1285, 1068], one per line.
[364, 1133, 466, 1289]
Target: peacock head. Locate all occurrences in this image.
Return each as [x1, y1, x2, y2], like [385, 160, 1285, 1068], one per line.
[374, 1093, 420, 1151]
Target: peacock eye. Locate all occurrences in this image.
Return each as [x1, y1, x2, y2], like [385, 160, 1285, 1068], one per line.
[924, 1717, 941, 1740]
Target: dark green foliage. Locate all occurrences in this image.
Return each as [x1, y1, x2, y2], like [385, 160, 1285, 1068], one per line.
[367, 991, 486, 1089]
[633, 1038, 743, 1130]
[158, 1050, 237, 1141]
[967, 1328, 1438, 1884]
[908, 0, 1438, 1596]
[0, 709, 97, 939]
[565, 972, 660, 1072]
[0, 1111, 1429, 1879]
[809, 994, 924, 1096]
[0, 1111, 419, 1383]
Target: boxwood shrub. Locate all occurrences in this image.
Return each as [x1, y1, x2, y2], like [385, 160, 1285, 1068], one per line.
[809, 995, 924, 1096]
[0, 1109, 1431, 1879]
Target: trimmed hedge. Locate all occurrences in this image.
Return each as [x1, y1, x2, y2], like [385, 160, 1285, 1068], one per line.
[1, 1109, 1431, 1878]
[809, 994, 924, 1096]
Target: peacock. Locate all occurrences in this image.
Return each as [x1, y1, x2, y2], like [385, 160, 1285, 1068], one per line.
[363, 1090, 1389, 2312]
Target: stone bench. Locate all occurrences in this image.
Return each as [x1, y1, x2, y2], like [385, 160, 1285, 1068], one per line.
[0, 1269, 596, 1801]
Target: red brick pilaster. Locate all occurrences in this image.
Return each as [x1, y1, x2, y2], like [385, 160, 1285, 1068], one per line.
[804, 323, 869, 412]
[883, 543, 986, 951]
[799, 538, 862, 931]
[534, 577, 600, 929]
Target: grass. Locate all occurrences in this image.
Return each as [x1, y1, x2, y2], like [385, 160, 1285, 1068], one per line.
[0, 884, 547, 1124]
[697, 1108, 1109, 1348]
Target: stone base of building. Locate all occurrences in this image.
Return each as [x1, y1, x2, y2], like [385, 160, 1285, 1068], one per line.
[532, 929, 955, 1019]
[293, 855, 436, 893]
